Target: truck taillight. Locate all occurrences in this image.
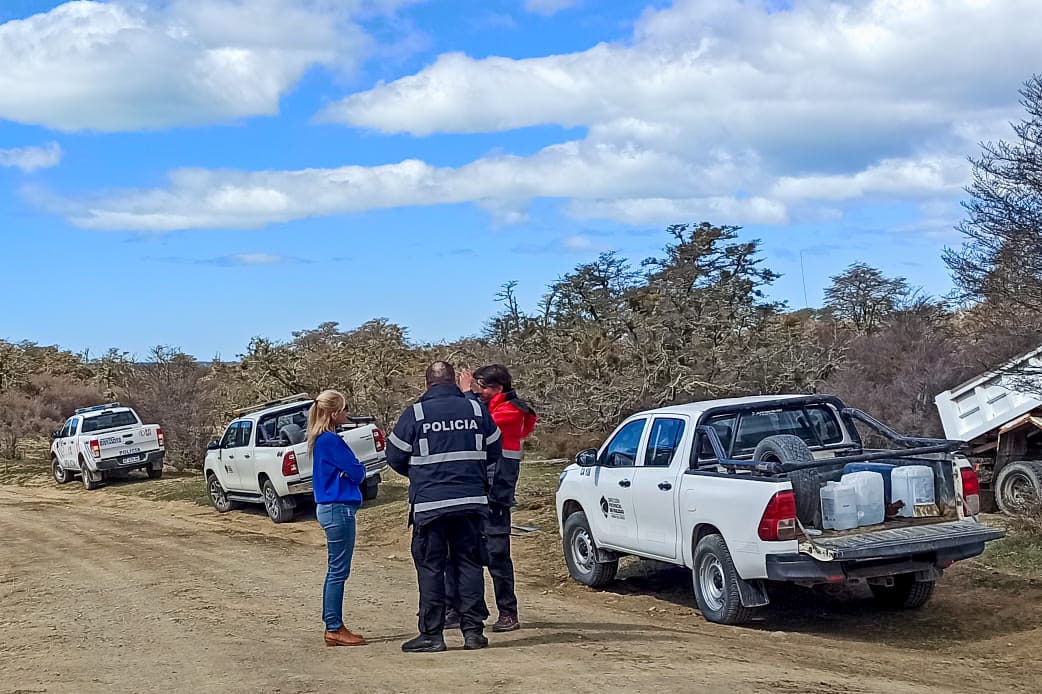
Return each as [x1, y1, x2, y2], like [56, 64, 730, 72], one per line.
[157, 427, 165, 448]
[89, 439, 101, 459]
[960, 467, 981, 517]
[282, 450, 299, 477]
[373, 427, 385, 453]
[758, 490, 798, 541]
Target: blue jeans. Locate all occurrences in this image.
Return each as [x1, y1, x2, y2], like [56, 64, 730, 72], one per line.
[317, 503, 358, 631]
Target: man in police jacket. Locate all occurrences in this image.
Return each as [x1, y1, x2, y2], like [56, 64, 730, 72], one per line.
[387, 361, 504, 653]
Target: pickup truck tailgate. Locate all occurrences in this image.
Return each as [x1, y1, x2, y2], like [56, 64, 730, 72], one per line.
[801, 520, 1005, 561]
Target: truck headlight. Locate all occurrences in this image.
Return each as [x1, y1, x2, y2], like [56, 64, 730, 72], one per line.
[557, 470, 567, 491]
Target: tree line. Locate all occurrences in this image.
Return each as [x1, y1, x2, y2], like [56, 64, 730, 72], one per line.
[3, 76, 1042, 469]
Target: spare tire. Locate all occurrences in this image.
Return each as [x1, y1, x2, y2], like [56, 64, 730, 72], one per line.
[279, 423, 306, 445]
[754, 435, 820, 528]
[752, 434, 815, 466]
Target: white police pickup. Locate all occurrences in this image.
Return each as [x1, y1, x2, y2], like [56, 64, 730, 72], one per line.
[51, 403, 166, 489]
[203, 394, 388, 523]
[556, 394, 1005, 625]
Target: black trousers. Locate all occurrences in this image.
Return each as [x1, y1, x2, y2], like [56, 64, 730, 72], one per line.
[412, 512, 489, 636]
[446, 505, 517, 618]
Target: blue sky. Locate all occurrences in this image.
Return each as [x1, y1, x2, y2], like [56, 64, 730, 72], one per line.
[0, 0, 1036, 360]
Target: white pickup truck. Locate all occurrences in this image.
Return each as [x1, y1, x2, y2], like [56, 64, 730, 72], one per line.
[203, 394, 388, 523]
[556, 394, 1004, 625]
[51, 403, 166, 489]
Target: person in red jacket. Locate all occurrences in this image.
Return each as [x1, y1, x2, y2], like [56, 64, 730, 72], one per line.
[445, 364, 538, 633]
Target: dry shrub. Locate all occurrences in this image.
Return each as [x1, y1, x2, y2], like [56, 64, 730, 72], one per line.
[1006, 503, 1042, 543]
[527, 428, 608, 460]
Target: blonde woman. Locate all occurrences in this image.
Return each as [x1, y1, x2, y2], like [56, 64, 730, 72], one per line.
[308, 390, 367, 647]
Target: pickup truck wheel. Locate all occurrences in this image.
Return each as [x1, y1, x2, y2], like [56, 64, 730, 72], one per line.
[53, 458, 71, 485]
[994, 461, 1042, 514]
[147, 466, 163, 480]
[362, 476, 380, 501]
[870, 575, 935, 610]
[692, 534, 754, 625]
[563, 511, 618, 588]
[79, 462, 101, 491]
[262, 480, 295, 523]
[207, 474, 237, 513]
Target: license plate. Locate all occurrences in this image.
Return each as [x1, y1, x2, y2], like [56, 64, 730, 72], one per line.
[122, 455, 144, 464]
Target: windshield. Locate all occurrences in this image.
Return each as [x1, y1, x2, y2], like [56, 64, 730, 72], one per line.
[81, 410, 140, 433]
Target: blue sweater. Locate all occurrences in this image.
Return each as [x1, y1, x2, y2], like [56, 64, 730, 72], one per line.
[312, 431, 365, 505]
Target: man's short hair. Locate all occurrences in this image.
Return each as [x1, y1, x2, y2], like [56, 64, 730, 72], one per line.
[425, 360, 456, 386]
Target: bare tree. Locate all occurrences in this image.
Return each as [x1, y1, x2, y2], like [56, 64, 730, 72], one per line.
[824, 263, 909, 335]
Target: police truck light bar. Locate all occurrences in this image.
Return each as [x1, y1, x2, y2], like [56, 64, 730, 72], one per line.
[75, 402, 122, 415]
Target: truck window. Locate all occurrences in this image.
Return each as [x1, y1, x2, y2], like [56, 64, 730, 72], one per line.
[600, 419, 646, 468]
[221, 422, 242, 449]
[732, 406, 843, 455]
[643, 418, 685, 467]
[81, 410, 139, 434]
[696, 415, 737, 461]
[69, 419, 78, 436]
[258, 406, 309, 446]
[238, 421, 254, 447]
[59, 420, 72, 439]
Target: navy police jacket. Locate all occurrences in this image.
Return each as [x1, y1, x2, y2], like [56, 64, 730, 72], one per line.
[387, 383, 503, 527]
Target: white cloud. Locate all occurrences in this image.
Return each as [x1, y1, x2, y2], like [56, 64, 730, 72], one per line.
[225, 253, 288, 266]
[523, 0, 580, 16]
[0, 0, 414, 131]
[0, 143, 62, 172]
[771, 155, 969, 202]
[44, 0, 1042, 230]
[54, 138, 786, 231]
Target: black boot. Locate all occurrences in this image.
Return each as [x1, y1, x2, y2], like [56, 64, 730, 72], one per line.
[444, 608, 461, 630]
[402, 634, 447, 653]
[463, 632, 488, 650]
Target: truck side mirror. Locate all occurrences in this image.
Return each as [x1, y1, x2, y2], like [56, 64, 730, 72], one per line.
[207, 439, 221, 451]
[52, 430, 62, 440]
[575, 448, 599, 467]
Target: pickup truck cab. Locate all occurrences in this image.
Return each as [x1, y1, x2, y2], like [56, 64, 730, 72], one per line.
[51, 403, 166, 489]
[203, 394, 388, 523]
[556, 394, 1004, 625]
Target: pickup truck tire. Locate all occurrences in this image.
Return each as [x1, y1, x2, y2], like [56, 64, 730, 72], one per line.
[362, 476, 380, 502]
[262, 479, 295, 524]
[869, 575, 935, 610]
[994, 461, 1042, 514]
[147, 467, 163, 480]
[692, 534, 754, 625]
[79, 461, 101, 491]
[563, 511, 618, 588]
[207, 473, 238, 513]
[754, 435, 820, 526]
[52, 458, 71, 485]
[752, 434, 815, 466]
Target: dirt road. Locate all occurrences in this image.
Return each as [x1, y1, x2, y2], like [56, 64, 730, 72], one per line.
[1, 479, 1040, 694]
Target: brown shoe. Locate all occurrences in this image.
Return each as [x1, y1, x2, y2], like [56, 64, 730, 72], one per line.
[324, 626, 366, 647]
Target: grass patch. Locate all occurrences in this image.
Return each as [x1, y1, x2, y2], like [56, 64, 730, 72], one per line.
[978, 533, 1042, 579]
[973, 506, 1042, 580]
[0, 457, 50, 486]
[108, 471, 210, 506]
[0, 456, 210, 506]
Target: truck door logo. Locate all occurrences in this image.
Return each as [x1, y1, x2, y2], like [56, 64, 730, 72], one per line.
[600, 496, 625, 520]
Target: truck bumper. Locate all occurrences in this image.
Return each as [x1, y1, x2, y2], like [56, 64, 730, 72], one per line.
[765, 541, 989, 583]
[95, 449, 165, 472]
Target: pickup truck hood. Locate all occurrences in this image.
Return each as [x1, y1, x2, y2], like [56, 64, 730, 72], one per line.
[799, 519, 1005, 562]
